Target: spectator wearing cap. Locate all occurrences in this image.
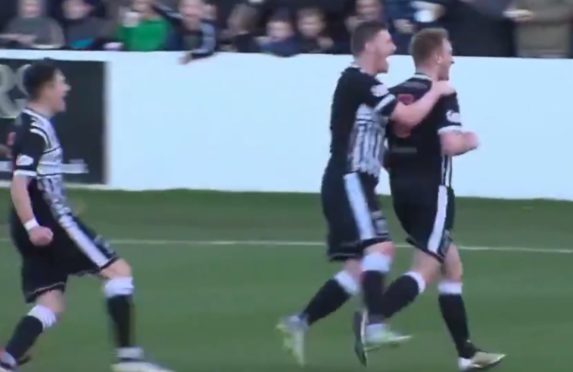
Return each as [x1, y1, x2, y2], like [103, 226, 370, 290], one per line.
[63, 0, 107, 49]
[296, 7, 334, 54]
[156, 0, 218, 63]
[114, 0, 169, 51]
[1, 0, 64, 49]
[260, 9, 300, 57]
[226, 3, 260, 53]
[506, 0, 573, 58]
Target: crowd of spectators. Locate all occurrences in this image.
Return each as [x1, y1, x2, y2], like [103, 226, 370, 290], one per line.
[1, 0, 573, 60]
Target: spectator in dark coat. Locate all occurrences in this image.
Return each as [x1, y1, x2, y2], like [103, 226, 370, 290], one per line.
[63, 0, 107, 49]
[155, 0, 217, 63]
[260, 10, 299, 57]
[226, 2, 260, 53]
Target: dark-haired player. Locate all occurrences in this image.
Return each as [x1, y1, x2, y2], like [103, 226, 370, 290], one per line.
[0, 60, 173, 372]
[380, 28, 506, 371]
[277, 21, 455, 365]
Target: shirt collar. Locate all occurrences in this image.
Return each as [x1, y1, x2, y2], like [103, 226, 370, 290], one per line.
[413, 72, 433, 81]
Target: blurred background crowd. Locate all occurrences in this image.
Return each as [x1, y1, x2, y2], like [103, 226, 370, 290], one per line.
[1, 0, 573, 60]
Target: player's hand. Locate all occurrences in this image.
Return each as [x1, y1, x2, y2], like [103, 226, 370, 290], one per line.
[434, 81, 456, 96]
[465, 132, 480, 150]
[28, 226, 54, 247]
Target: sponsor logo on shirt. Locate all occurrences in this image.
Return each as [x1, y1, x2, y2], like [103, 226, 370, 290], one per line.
[446, 110, 461, 123]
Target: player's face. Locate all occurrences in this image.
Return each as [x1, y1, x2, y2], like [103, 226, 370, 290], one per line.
[44, 71, 71, 113]
[369, 30, 396, 73]
[437, 39, 454, 80]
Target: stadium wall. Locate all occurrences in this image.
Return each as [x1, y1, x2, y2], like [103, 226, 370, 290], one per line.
[1, 50, 572, 200]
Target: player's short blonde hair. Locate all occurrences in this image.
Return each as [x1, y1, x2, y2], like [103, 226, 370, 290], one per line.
[409, 28, 449, 65]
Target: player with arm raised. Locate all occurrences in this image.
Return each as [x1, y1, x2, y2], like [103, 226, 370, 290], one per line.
[277, 21, 455, 366]
[374, 28, 505, 371]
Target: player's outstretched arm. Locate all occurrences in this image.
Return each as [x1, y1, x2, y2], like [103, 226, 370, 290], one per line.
[391, 81, 455, 128]
[440, 131, 479, 156]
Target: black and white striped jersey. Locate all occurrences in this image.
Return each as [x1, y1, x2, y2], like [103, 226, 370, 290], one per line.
[328, 65, 398, 179]
[10, 108, 72, 227]
[387, 73, 462, 188]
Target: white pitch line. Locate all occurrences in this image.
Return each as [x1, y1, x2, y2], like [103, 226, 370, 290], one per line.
[112, 239, 573, 254]
[0, 237, 568, 254]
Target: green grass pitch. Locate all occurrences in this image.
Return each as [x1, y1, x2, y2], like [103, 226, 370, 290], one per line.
[0, 189, 572, 372]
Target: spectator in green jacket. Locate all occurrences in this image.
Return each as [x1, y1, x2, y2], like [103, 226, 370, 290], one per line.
[115, 0, 169, 51]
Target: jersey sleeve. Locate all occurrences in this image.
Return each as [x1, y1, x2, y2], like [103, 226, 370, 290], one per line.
[438, 94, 463, 134]
[359, 76, 398, 117]
[13, 130, 47, 177]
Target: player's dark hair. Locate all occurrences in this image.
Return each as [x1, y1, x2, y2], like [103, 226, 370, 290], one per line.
[351, 20, 387, 57]
[23, 59, 59, 100]
[409, 28, 449, 65]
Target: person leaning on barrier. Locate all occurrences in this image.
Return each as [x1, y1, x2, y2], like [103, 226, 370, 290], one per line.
[154, 0, 218, 64]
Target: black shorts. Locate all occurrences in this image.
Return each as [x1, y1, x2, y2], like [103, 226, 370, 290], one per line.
[10, 214, 118, 303]
[321, 169, 391, 262]
[392, 184, 455, 263]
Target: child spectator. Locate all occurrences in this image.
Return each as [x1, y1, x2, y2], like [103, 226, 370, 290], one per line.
[114, 0, 169, 51]
[156, 0, 217, 63]
[63, 0, 107, 50]
[260, 9, 299, 57]
[296, 7, 334, 54]
[1, 0, 64, 49]
[227, 3, 260, 53]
